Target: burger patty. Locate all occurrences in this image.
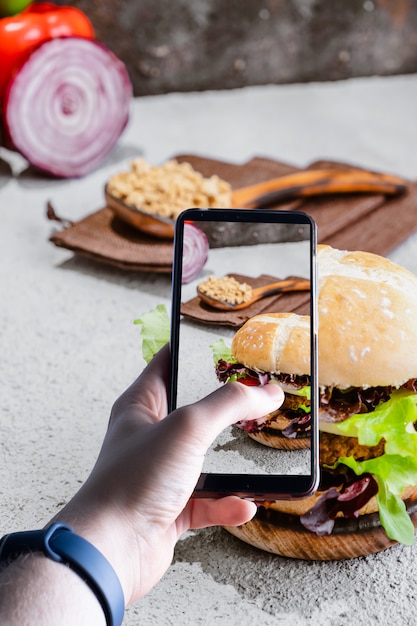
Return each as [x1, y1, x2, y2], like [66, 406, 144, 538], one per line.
[282, 394, 310, 411]
[319, 431, 385, 466]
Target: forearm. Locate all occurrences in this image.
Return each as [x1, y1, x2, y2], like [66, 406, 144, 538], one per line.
[0, 354, 283, 624]
[0, 553, 106, 626]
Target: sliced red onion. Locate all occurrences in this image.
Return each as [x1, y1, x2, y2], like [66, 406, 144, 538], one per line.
[181, 222, 209, 284]
[4, 37, 132, 178]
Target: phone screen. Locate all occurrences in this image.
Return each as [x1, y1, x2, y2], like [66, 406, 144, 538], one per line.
[170, 208, 318, 499]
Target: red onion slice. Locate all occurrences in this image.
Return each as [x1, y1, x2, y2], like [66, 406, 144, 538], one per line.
[182, 222, 209, 284]
[4, 37, 132, 178]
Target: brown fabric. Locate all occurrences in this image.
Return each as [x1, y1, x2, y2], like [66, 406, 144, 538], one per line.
[49, 206, 173, 272]
[49, 154, 417, 277]
[181, 274, 310, 328]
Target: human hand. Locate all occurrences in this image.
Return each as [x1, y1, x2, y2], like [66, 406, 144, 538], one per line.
[53, 345, 284, 605]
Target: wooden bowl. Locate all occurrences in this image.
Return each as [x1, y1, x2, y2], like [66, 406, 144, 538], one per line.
[105, 185, 175, 239]
[225, 495, 417, 560]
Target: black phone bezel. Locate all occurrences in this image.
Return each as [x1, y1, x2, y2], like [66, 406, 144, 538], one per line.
[169, 207, 319, 500]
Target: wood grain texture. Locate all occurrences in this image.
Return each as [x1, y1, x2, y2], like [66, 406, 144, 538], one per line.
[225, 495, 417, 560]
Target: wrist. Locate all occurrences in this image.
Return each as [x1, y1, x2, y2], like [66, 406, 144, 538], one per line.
[0, 524, 125, 626]
[0, 552, 107, 626]
[52, 501, 140, 604]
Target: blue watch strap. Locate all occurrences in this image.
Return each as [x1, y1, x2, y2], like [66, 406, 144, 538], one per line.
[0, 522, 125, 626]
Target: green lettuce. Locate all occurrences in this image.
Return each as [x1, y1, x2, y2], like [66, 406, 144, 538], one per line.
[325, 389, 417, 545]
[134, 304, 170, 363]
[290, 385, 311, 400]
[332, 454, 417, 545]
[210, 338, 235, 365]
[325, 389, 417, 456]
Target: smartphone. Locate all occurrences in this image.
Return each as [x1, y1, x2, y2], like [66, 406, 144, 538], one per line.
[170, 208, 318, 500]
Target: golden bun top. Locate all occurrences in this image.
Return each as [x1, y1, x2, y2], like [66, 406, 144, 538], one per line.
[317, 245, 417, 388]
[231, 246, 417, 388]
[231, 312, 311, 376]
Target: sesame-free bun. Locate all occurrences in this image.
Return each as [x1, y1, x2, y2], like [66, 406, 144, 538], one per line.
[231, 248, 417, 389]
[317, 245, 417, 388]
[231, 312, 311, 376]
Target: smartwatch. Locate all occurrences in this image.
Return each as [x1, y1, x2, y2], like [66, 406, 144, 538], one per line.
[0, 522, 125, 626]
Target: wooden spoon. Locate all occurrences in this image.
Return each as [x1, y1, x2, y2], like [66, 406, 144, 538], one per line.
[197, 277, 310, 310]
[105, 167, 407, 239]
[231, 167, 407, 209]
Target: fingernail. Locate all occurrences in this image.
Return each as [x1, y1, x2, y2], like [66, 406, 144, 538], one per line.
[263, 382, 284, 401]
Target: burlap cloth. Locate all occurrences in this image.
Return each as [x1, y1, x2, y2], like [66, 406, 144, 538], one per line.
[48, 154, 417, 325]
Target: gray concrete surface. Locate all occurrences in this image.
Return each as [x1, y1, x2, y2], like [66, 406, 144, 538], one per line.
[2, 74, 417, 625]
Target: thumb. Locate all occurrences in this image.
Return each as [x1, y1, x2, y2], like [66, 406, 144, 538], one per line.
[167, 382, 284, 452]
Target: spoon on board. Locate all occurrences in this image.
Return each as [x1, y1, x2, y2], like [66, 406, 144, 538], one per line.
[230, 167, 407, 208]
[105, 166, 407, 239]
[197, 277, 310, 311]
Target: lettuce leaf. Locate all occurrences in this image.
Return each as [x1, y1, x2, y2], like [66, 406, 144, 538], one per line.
[377, 481, 415, 547]
[325, 389, 417, 455]
[210, 339, 235, 366]
[332, 454, 417, 545]
[324, 391, 417, 545]
[290, 385, 311, 400]
[134, 304, 170, 363]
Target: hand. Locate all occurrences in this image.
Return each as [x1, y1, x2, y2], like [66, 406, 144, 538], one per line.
[53, 345, 284, 605]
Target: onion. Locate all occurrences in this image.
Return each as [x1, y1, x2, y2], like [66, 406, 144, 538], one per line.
[3, 37, 132, 178]
[181, 222, 209, 284]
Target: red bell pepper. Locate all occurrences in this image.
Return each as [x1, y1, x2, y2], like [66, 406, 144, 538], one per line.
[0, 2, 94, 102]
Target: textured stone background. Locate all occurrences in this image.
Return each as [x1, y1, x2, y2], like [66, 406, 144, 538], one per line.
[54, 0, 417, 96]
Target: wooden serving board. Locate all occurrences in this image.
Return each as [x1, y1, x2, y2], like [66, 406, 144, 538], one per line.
[225, 494, 417, 561]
